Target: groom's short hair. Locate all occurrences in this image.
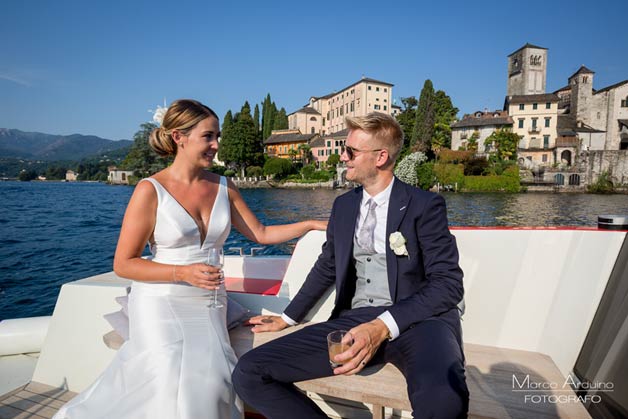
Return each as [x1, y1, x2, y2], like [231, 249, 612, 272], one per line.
[345, 113, 403, 163]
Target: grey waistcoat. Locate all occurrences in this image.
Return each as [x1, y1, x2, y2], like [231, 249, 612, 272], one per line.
[351, 238, 393, 309]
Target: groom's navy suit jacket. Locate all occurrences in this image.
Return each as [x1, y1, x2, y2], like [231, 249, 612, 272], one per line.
[284, 178, 464, 340]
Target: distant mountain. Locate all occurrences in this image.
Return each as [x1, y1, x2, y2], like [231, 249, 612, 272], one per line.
[0, 128, 133, 161]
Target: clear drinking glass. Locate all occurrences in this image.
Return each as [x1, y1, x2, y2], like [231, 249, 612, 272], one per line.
[327, 330, 353, 368]
[207, 247, 224, 308]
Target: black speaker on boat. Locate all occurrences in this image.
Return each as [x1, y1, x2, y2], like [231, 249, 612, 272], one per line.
[598, 215, 628, 230]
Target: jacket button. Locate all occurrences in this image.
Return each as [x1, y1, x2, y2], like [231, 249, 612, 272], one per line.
[366, 279, 371, 284]
[366, 257, 372, 262]
[368, 298, 374, 303]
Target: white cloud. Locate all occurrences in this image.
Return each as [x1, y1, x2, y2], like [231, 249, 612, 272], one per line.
[0, 73, 31, 87]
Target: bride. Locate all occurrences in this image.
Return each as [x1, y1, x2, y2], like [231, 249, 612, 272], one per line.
[54, 99, 327, 419]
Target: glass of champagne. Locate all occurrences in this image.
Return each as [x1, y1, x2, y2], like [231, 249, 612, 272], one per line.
[327, 330, 353, 368]
[207, 247, 224, 309]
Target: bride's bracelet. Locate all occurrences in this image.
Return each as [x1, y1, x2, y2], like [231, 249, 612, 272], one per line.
[172, 265, 179, 284]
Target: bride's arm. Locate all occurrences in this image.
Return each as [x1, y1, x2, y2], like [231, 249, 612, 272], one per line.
[227, 179, 327, 245]
[112, 181, 219, 289]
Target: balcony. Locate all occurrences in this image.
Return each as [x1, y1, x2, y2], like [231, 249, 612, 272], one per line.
[556, 137, 579, 147]
[528, 127, 541, 134]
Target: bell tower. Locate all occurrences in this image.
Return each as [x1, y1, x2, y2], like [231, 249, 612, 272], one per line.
[507, 43, 548, 96]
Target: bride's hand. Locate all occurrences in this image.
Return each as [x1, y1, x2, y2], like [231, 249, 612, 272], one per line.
[310, 220, 328, 231]
[246, 315, 289, 333]
[178, 263, 223, 290]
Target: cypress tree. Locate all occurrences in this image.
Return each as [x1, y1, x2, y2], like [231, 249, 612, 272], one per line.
[218, 110, 235, 165]
[273, 107, 288, 130]
[253, 104, 261, 137]
[411, 80, 436, 153]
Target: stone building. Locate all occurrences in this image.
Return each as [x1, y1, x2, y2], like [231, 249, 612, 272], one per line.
[288, 76, 394, 136]
[65, 170, 78, 181]
[507, 43, 548, 97]
[553, 65, 628, 151]
[107, 167, 134, 185]
[451, 110, 513, 153]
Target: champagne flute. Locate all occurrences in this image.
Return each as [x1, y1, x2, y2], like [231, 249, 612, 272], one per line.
[207, 247, 224, 308]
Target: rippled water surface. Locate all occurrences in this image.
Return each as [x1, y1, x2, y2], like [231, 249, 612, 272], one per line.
[0, 181, 626, 319]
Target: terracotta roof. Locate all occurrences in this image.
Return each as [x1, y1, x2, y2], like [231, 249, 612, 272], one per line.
[568, 65, 595, 80]
[508, 43, 547, 57]
[264, 132, 320, 145]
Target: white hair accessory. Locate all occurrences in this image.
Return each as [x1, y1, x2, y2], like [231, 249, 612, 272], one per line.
[152, 105, 168, 126]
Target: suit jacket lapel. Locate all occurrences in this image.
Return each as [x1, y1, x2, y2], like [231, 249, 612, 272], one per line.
[386, 178, 411, 301]
[336, 187, 362, 292]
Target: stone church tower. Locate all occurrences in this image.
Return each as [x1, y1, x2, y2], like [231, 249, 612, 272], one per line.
[507, 43, 548, 96]
[568, 65, 595, 126]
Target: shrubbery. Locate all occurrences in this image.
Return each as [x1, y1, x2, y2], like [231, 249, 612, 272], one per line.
[394, 152, 428, 185]
[433, 163, 464, 188]
[587, 171, 614, 194]
[462, 166, 520, 192]
[263, 158, 295, 179]
[416, 162, 435, 190]
[246, 166, 263, 177]
[223, 169, 236, 177]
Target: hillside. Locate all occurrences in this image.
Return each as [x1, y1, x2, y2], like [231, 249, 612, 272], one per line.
[0, 128, 132, 161]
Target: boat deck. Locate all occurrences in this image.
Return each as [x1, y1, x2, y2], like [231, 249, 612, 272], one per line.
[1, 341, 592, 419]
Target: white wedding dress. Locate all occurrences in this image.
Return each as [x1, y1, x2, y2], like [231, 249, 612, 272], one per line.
[54, 176, 244, 419]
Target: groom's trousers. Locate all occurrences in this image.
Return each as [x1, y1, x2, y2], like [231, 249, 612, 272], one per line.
[232, 306, 469, 419]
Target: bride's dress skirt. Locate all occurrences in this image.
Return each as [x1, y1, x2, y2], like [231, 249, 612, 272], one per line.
[54, 282, 243, 419]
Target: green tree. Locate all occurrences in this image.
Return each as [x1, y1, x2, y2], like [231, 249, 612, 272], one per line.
[411, 80, 436, 154]
[326, 154, 341, 168]
[263, 157, 294, 179]
[395, 96, 418, 157]
[18, 169, 38, 181]
[273, 107, 288, 131]
[262, 94, 278, 140]
[218, 110, 235, 165]
[120, 122, 170, 177]
[231, 102, 263, 176]
[253, 104, 260, 137]
[484, 129, 519, 160]
[298, 143, 312, 164]
[431, 90, 458, 151]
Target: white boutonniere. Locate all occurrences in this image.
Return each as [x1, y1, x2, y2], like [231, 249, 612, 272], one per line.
[389, 231, 409, 257]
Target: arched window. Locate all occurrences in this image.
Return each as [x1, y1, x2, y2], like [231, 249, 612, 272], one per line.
[310, 117, 317, 121]
[568, 174, 580, 186]
[561, 150, 572, 166]
[555, 174, 565, 185]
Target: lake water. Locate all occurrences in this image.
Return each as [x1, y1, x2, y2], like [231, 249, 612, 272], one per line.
[0, 181, 626, 320]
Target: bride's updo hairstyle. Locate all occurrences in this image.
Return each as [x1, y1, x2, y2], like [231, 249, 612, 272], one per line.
[149, 99, 219, 157]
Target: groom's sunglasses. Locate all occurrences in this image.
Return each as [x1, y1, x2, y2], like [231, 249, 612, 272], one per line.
[341, 145, 383, 160]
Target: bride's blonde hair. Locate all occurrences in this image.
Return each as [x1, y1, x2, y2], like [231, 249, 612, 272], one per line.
[149, 99, 218, 157]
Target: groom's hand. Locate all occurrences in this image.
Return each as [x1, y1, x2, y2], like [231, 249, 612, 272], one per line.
[247, 315, 289, 333]
[333, 319, 390, 376]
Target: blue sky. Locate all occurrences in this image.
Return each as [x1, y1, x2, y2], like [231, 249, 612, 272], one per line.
[1, 0, 626, 141]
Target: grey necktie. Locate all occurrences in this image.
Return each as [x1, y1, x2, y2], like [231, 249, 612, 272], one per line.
[357, 199, 377, 253]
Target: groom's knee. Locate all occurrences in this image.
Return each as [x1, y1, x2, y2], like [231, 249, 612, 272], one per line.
[232, 351, 262, 397]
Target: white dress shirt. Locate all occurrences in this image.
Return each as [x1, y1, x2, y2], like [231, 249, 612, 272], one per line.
[283, 178, 400, 340]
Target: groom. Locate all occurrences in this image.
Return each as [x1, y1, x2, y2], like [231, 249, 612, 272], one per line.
[233, 113, 468, 418]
